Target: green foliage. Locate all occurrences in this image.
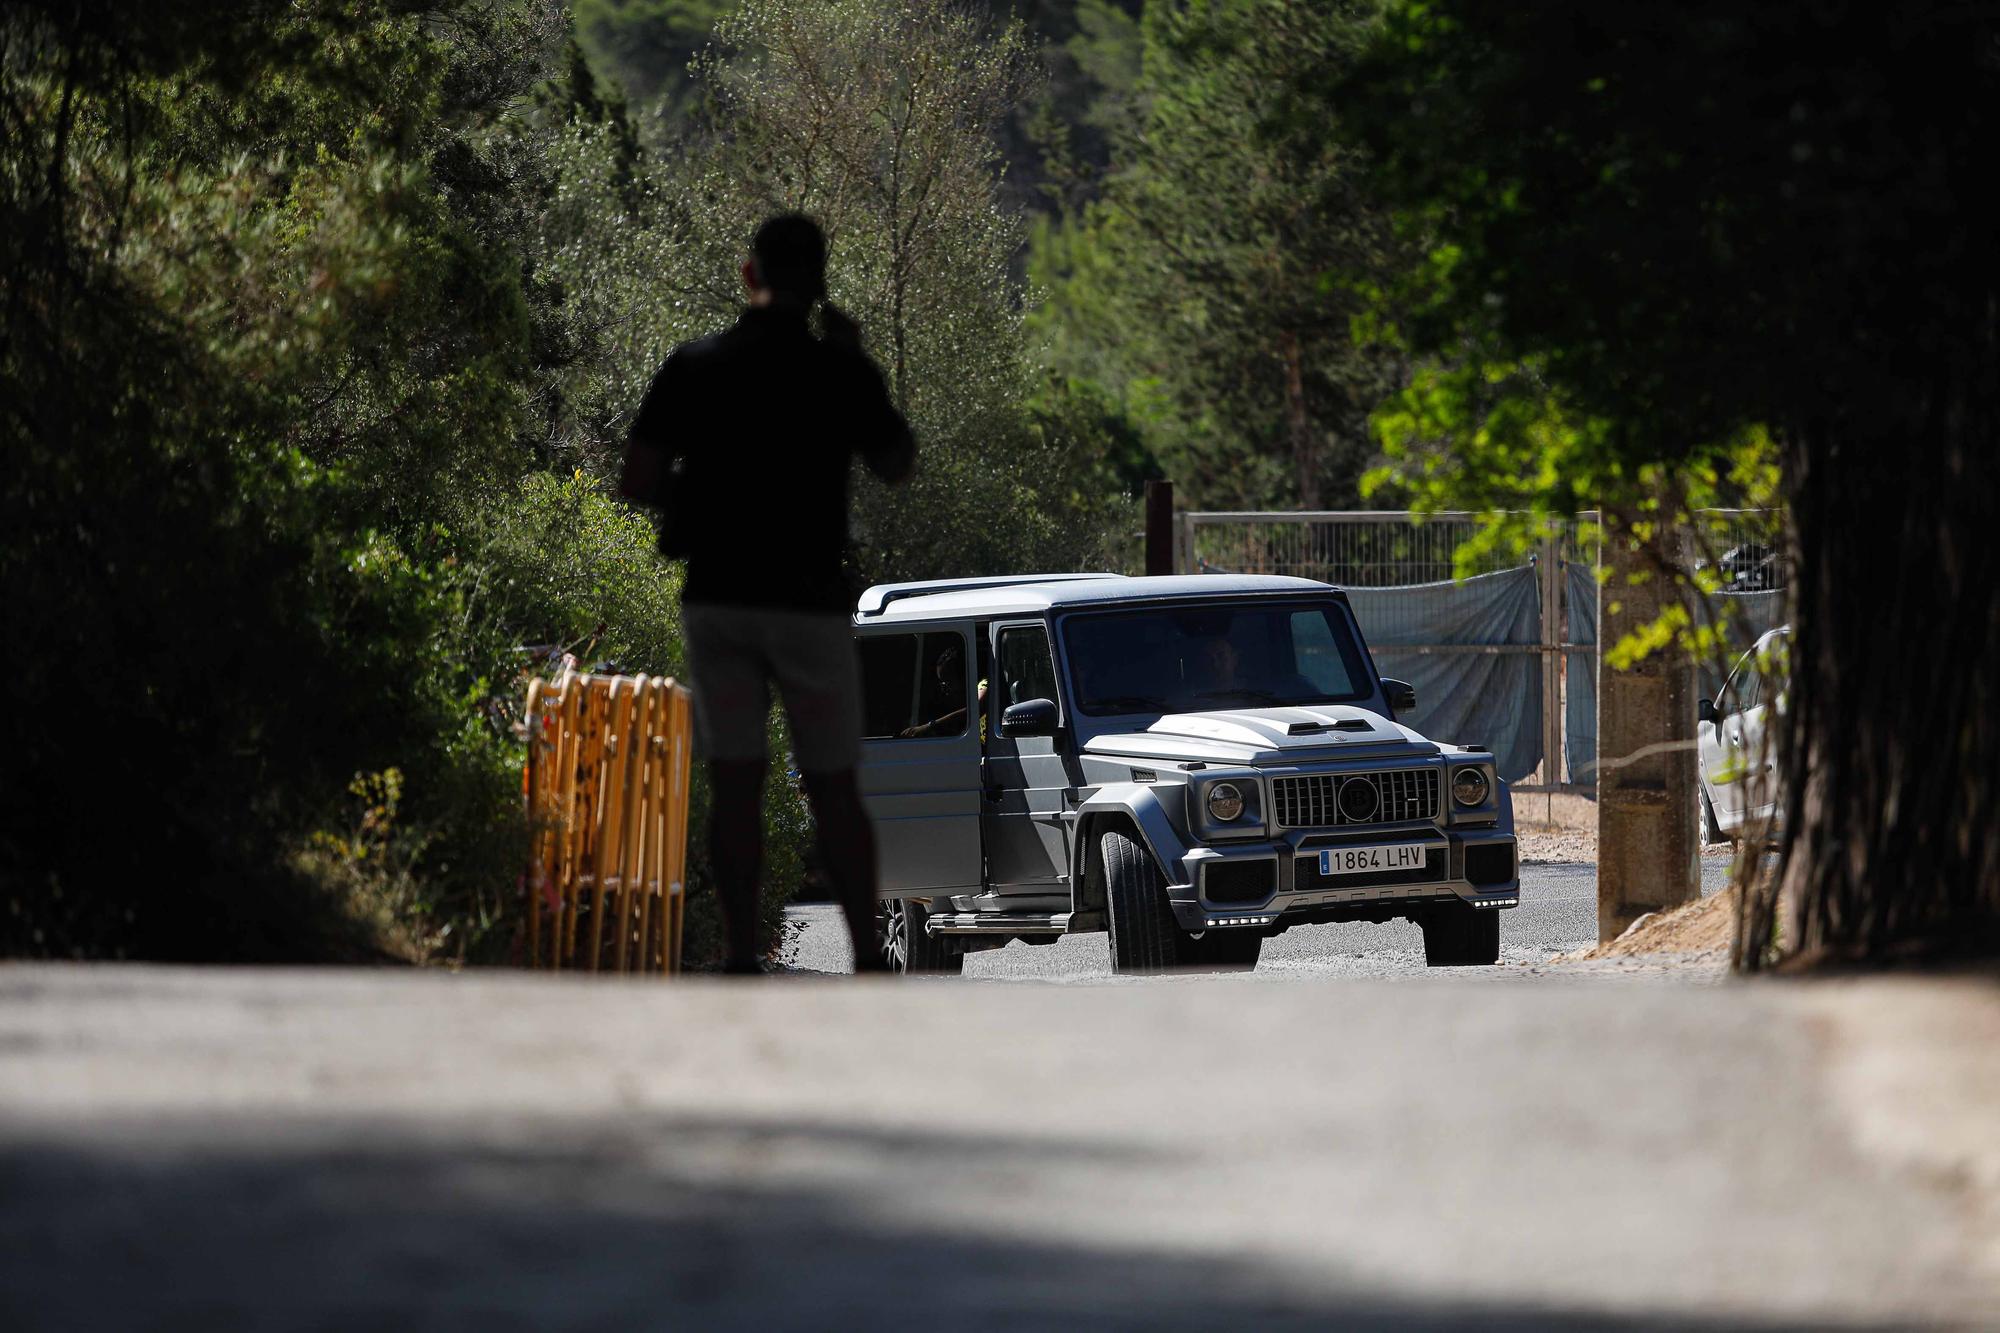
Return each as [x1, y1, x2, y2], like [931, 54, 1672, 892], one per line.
[1028, 0, 1408, 511]
[0, 0, 760, 965]
[1299, 5, 1789, 660]
[1318, 7, 1803, 518]
[1332, 5, 1944, 466]
[572, 0, 733, 113]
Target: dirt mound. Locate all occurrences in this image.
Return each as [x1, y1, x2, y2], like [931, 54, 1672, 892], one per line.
[1517, 830, 1598, 864]
[1564, 884, 1738, 962]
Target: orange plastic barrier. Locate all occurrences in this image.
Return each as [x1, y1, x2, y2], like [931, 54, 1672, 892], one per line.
[522, 669, 693, 975]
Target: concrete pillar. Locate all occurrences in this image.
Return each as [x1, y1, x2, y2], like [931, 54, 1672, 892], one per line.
[1596, 508, 1701, 942]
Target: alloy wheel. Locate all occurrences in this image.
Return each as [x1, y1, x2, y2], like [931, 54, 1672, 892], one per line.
[878, 901, 909, 972]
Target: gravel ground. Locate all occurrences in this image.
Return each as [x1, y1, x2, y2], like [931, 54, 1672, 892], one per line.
[783, 857, 1743, 981]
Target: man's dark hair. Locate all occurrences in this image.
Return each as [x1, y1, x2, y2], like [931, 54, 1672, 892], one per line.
[751, 213, 828, 301]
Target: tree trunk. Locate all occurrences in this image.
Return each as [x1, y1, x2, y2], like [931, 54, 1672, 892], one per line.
[1280, 328, 1316, 509]
[1744, 371, 2000, 968]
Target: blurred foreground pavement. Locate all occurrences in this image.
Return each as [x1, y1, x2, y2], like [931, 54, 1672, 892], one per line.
[1, 965, 1995, 1330]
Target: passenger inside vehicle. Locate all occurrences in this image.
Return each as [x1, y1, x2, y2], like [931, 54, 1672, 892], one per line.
[899, 640, 983, 739]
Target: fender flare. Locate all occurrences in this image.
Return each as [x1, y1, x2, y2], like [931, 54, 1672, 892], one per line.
[1071, 784, 1193, 897]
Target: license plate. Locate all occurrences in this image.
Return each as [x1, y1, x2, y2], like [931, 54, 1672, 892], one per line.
[1318, 844, 1427, 876]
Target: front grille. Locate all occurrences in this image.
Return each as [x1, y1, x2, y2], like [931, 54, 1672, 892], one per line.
[1272, 768, 1439, 829]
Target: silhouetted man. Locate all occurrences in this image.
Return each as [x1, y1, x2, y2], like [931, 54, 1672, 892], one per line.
[622, 214, 914, 974]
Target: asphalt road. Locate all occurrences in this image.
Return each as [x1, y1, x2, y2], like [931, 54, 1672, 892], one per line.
[786, 857, 1740, 980]
[2, 964, 1993, 1329]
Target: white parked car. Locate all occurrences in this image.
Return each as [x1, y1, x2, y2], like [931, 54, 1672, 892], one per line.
[1697, 625, 1789, 843]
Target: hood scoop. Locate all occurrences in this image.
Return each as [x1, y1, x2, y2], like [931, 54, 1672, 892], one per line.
[1288, 718, 1374, 736]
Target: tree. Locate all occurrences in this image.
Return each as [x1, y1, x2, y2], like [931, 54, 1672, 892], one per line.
[1030, 0, 1407, 512]
[1328, 4, 2000, 964]
[648, 0, 1120, 583]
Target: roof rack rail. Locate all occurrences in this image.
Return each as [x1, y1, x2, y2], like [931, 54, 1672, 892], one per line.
[856, 572, 1124, 617]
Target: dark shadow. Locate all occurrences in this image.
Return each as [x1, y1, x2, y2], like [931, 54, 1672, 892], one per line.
[0, 1114, 1898, 1332]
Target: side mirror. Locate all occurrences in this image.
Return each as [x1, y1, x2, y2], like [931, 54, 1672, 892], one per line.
[1000, 698, 1060, 738]
[1697, 697, 1719, 726]
[1381, 678, 1416, 716]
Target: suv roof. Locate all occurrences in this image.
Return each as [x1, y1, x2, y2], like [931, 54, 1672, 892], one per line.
[855, 573, 1339, 622]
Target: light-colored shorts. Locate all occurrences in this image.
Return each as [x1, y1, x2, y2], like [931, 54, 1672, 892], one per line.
[682, 605, 862, 773]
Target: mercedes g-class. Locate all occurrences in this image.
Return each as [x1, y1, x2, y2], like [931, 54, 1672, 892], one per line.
[854, 574, 1519, 973]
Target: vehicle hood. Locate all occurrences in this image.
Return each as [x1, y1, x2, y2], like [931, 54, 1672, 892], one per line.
[1083, 704, 1439, 768]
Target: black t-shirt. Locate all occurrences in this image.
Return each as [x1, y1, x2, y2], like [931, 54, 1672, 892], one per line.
[629, 305, 915, 612]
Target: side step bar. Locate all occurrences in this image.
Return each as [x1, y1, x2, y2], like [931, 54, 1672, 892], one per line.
[926, 912, 1071, 936]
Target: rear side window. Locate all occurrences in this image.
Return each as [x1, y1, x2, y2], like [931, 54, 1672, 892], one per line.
[857, 632, 969, 740]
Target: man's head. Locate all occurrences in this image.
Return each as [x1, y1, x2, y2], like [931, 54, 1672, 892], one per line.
[745, 213, 827, 304]
[934, 643, 964, 690]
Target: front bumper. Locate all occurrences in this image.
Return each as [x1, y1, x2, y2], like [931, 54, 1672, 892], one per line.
[1173, 827, 1519, 932]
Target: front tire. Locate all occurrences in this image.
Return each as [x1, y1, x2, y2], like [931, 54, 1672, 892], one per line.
[1103, 829, 1182, 972]
[1701, 787, 1730, 845]
[1421, 902, 1501, 966]
[877, 898, 962, 974]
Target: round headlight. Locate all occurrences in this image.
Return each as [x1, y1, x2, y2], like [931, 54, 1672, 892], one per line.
[1452, 766, 1490, 808]
[1207, 782, 1246, 822]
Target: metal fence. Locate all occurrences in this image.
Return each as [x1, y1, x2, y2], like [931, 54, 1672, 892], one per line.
[1175, 509, 1787, 592]
[1176, 510, 1529, 585]
[1171, 509, 1787, 790]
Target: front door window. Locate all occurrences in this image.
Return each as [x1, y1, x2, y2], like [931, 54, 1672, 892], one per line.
[995, 625, 1058, 716]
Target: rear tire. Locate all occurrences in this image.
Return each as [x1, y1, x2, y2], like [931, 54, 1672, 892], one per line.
[1103, 829, 1181, 972]
[878, 898, 962, 974]
[1421, 902, 1501, 966]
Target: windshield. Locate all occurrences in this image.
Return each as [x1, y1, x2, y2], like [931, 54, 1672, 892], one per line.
[1061, 602, 1373, 717]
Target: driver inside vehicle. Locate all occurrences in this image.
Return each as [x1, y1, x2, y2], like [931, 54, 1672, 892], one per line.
[1189, 634, 1243, 695]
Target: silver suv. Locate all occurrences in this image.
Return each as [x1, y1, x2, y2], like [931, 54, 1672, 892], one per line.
[854, 574, 1519, 973]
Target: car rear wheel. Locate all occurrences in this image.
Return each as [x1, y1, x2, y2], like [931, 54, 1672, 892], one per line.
[1103, 829, 1181, 972]
[1421, 902, 1501, 966]
[878, 898, 962, 974]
